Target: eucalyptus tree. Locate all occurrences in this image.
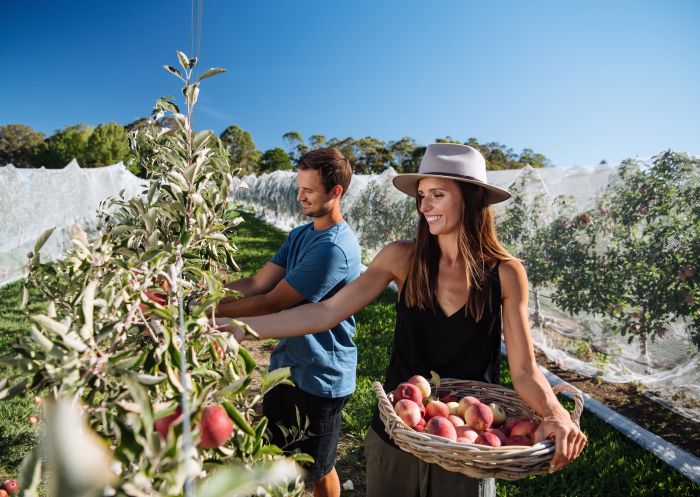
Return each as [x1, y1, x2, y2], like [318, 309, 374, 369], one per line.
[281, 131, 307, 162]
[259, 147, 293, 173]
[86, 122, 131, 167]
[35, 124, 93, 168]
[0, 124, 45, 168]
[219, 124, 261, 175]
[308, 134, 326, 150]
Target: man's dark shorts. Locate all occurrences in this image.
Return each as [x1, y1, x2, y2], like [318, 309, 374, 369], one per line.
[263, 384, 350, 481]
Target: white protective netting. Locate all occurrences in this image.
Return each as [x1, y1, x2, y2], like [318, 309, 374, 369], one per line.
[232, 159, 700, 421]
[2, 158, 697, 421]
[0, 160, 146, 285]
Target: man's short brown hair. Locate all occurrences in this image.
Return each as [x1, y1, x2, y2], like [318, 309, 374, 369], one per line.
[297, 147, 352, 197]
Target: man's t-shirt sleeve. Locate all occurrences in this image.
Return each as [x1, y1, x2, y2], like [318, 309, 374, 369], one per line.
[285, 243, 348, 303]
[270, 234, 290, 268]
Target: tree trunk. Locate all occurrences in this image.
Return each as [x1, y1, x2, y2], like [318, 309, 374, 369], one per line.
[531, 288, 544, 327]
[639, 310, 651, 372]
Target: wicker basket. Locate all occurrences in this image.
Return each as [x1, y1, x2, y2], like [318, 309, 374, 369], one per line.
[373, 378, 584, 480]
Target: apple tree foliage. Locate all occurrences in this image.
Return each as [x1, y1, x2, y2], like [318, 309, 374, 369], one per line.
[549, 151, 700, 355]
[498, 167, 575, 326]
[0, 52, 304, 497]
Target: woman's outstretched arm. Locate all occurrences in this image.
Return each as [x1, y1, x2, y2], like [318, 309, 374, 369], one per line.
[500, 259, 587, 472]
[216, 241, 408, 341]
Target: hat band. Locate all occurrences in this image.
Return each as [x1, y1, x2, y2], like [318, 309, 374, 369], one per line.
[422, 172, 484, 183]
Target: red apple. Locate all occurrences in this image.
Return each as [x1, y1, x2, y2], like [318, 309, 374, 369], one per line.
[140, 290, 167, 316]
[394, 399, 423, 428]
[393, 383, 423, 405]
[198, 405, 234, 449]
[503, 435, 532, 446]
[463, 402, 493, 432]
[424, 416, 457, 442]
[2, 480, 18, 495]
[448, 414, 465, 428]
[455, 426, 479, 443]
[474, 432, 502, 447]
[0, 489, 9, 497]
[485, 427, 507, 443]
[457, 396, 480, 417]
[406, 375, 431, 401]
[425, 400, 450, 420]
[154, 405, 183, 439]
[510, 420, 538, 444]
[503, 416, 530, 435]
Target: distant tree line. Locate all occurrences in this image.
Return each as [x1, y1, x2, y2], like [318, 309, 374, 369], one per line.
[0, 122, 550, 177]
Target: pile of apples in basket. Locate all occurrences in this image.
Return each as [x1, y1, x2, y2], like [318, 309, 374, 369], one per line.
[393, 375, 537, 446]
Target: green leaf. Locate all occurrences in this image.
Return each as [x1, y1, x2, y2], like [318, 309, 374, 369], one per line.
[163, 64, 183, 79]
[237, 347, 256, 375]
[196, 461, 297, 497]
[34, 226, 56, 254]
[80, 279, 98, 340]
[222, 401, 256, 437]
[125, 377, 155, 434]
[32, 313, 69, 335]
[135, 373, 167, 385]
[430, 370, 441, 391]
[19, 285, 29, 310]
[0, 378, 28, 400]
[193, 129, 214, 150]
[30, 326, 54, 352]
[177, 51, 190, 71]
[260, 367, 294, 396]
[197, 67, 226, 82]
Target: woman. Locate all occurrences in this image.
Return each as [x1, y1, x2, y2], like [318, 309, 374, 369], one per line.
[219, 143, 587, 497]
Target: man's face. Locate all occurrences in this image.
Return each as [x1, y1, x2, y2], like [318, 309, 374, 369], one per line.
[296, 168, 336, 218]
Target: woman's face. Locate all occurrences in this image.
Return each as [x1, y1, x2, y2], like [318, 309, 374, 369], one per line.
[417, 177, 463, 236]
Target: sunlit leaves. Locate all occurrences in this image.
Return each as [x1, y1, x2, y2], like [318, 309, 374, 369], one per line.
[5, 51, 301, 496]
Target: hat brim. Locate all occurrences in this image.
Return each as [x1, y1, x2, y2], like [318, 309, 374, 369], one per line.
[392, 173, 511, 205]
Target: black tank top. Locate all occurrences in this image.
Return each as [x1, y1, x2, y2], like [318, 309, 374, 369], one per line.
[371, 263, 503, 446]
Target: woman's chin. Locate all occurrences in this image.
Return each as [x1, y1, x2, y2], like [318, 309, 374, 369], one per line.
[428, 224, 442, 235]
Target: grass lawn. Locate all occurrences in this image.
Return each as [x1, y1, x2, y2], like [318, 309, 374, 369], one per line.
[1, 211, 698, 495]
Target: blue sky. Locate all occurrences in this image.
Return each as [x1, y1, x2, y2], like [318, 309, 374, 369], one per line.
[2, 0, 699, 166]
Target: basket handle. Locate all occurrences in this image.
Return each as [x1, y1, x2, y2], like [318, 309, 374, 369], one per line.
[551, 382, 585, 426]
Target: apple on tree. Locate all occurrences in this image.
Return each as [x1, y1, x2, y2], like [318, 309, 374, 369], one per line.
[198, 404, 234, 449]
[1, 480, 18, 495]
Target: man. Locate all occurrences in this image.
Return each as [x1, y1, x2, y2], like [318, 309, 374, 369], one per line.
[216, 147, 361, 497]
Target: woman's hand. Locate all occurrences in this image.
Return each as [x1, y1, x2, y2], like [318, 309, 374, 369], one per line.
[535, 409, 587, 472]
[210, 317, 248, 342]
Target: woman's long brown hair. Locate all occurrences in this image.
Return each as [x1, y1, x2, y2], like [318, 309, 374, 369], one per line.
[403, 181, 514, 322]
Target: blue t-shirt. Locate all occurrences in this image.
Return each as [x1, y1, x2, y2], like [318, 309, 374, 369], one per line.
[269, 221, 361, 398]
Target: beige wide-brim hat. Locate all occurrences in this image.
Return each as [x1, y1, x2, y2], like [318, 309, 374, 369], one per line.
[392, 143, 511, 205]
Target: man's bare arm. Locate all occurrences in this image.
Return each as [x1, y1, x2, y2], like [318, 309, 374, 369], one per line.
[220, 262, 286, 304]
[216, 278, 306, 318]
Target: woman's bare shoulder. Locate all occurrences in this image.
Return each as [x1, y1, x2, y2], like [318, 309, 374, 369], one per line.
[498, 258, 528, 296]
[386, 239, 413, 254]
[371, 240, 413, 275]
